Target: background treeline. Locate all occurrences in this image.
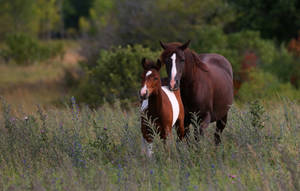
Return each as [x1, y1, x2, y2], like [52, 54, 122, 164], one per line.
[0, 0, 300, 106]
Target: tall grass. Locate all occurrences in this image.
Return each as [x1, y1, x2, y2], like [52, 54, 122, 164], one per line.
[0, 98, 299, 190]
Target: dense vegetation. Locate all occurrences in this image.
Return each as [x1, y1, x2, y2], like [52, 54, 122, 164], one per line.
[0, 98, 299, 190]
[0, 1, 299, 189]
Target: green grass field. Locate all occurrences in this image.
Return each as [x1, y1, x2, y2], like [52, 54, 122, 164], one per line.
[0, 98, 299, 190]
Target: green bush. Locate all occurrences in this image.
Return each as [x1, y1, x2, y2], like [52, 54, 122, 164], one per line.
[1, 33, 64, 65]
[191, 27, 300, 89]
[76, 44, 159, 107]
[237, 69, 300, 102]
[191, 27, 277, 73]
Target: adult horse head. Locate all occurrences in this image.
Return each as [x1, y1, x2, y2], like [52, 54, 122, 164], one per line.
[159, 40, 234, 144]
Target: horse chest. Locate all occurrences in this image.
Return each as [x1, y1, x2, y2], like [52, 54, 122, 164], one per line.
[181, 83, 212, 113]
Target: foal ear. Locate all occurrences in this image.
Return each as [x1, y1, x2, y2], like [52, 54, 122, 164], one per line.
[159, 41, 167, 50]
[179, 40, 191, 50]
[141, 57, 147, 69]
[156, 59, 162, 71]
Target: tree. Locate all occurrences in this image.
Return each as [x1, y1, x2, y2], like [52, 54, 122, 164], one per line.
[36, 0, 61, 38]
[0, 0, 38, 38]
[228, 0, 300, 42]
[63, 0, 94, 30]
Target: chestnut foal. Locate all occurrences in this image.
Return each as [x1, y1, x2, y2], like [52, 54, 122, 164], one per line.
[139, 58, 184, 157]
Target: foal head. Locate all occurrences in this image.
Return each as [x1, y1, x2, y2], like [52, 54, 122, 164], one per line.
[159, 40, 190, 90]
[139, 58, 162, 100]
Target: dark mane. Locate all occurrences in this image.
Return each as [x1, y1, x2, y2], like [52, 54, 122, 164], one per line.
[185, 50, 209, 72]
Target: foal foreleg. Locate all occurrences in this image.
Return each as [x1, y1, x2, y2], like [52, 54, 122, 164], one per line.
[176, 118, 185, 141]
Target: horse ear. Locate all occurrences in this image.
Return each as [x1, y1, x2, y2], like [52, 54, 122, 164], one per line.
[159, 41, 167, 50]
[141, 57, 147, 69]
[179, 40, 191, 50]
[156, 59, 162, 71]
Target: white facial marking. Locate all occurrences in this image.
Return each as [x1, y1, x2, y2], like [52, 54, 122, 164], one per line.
[171, 53, 177, 81]
[146, 70, 152, 77]
[140, 84, 148, 96]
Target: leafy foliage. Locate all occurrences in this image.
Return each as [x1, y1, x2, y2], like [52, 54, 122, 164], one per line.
[237, 69, 300, 102]
[1, 33, 64, 65]
[76, 45, 159, 107]
[227, 0, 300, 41]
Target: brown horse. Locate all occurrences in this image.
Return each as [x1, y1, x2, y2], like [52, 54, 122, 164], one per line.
[139, 58, 185, 157]
[159, 40, 234, 144]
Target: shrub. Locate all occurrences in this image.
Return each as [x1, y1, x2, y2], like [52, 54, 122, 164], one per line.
[1, 33, 64, 65]
[191, 28, 278, 74]
[76, 44, 159, 107]
[237, 69, 300, 102]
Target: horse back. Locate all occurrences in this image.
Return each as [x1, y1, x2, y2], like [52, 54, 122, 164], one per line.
[198, 53, 233, 78]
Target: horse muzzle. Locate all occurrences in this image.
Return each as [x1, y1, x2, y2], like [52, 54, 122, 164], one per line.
[169, 80, 180, 91]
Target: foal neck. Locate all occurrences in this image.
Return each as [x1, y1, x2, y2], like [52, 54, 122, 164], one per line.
[148, 85, 163, 109]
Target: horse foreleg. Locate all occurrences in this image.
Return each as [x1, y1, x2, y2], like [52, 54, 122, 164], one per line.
[195, 112, 211, 141]
[184, 113, 191, 138]
[215, 114, 227, 145]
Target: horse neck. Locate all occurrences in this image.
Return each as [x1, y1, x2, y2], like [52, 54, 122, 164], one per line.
[182, 50, 197, 83]
[182, 50, 207, 87]
[148, 86, 163, 112]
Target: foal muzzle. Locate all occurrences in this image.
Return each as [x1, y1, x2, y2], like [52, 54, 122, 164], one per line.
[139, 89, 149, 100]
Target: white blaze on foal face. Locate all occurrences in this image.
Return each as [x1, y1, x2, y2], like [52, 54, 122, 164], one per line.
[146, 70, 152, 77]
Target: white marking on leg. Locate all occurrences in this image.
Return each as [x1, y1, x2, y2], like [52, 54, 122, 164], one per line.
[142, 138, 153, 157]
[146, 70, 152, 77]
[161, 86, 180, 127]
[146, 142, 153, 157]
[171, 53, 177, 82]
